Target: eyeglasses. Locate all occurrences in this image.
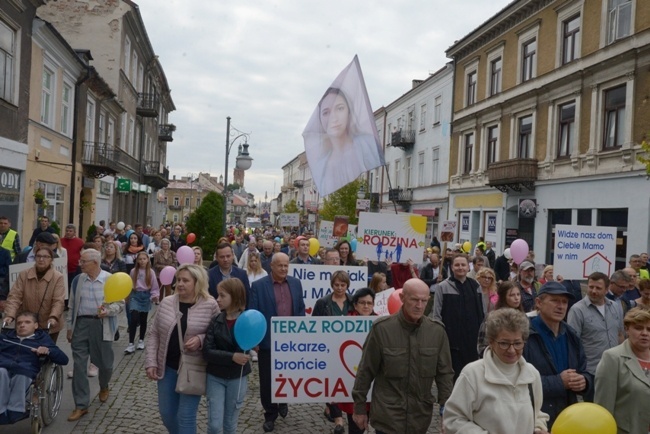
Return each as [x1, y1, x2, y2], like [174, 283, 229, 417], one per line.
[494, 341, 525, 350]
[78, 259, 90, 265]
[35, 255, 52, 260]
[355, 301, 374, 306]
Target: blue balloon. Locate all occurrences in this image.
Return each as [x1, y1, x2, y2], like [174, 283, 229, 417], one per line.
[350, 238, 358, 252]
[22, 246, 32, 253]
[234, 309, 267, 351]
[274, 237, 280, 242]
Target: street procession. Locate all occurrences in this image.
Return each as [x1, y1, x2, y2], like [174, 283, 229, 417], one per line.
[2, 0, 650, 433]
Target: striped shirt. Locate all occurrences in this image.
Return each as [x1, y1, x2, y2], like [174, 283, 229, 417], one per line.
[77, 272, 109, 316]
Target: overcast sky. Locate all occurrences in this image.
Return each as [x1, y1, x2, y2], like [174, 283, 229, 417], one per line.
[135, 0, 513, 202]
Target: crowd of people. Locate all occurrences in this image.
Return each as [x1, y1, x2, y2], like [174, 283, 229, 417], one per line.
[1, 215, 650, 433]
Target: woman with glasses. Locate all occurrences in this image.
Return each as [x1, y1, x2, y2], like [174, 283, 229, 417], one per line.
[312, 270, 353, 434]
[3, 247, 66, 342]
[444, 308, 550, 434]
[476, 268, 498, 315]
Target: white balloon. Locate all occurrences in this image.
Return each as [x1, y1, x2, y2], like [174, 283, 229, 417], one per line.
[116, 221, 125, 230]
[504, 248, 512, 260]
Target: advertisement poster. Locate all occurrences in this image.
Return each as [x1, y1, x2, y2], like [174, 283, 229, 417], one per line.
[356, 212, 426, 264]
[289, 264, 368, 315]
[271, 316, 375, 403]
[439, 220, 457, 243]
[553, 224, 617, 279]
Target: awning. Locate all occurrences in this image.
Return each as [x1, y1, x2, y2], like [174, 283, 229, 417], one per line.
[412, 208, 437, 217]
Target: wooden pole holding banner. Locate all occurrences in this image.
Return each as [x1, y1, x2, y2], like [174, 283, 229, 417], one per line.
[384, 166, 399, 214]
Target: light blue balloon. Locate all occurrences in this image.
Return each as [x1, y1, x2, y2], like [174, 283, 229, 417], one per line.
[234, 309, 267, 351]
[350, 238, 358, 252]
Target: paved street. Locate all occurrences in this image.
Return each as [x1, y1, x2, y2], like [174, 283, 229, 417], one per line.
[0, 307, 442, 434]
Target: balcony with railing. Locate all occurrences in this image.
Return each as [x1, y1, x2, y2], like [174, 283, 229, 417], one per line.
[390, 129, 416, 151]
[114, 148, 140, 175]
[137, 93, 159, 117]
[168, 204, 182, 211]
[143, 161, 169, 189]
[159, 124, 176, 141]
[81, 142, 121, 178]
[388, 188, 413, 203]
[486, 158, 538, 192]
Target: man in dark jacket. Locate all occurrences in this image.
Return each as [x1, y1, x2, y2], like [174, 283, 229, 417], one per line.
[0, 311, 68, 422]
[522, 281, 593, 429]
[28, 216, 56, 247]
[207, 243, 251, 304]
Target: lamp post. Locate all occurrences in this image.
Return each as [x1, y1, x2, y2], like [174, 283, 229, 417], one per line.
[223, 116, 253, 235]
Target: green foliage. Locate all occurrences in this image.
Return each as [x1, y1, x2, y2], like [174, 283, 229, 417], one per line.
[50, 221, 61, 236]
[226, 183, 241, 192]
[283, 199, 300, 213]
[637, 138, 650, 176]
[319, 179, 364, 225]
[185, 191, 224, 259]
[86, 224, 97, 241]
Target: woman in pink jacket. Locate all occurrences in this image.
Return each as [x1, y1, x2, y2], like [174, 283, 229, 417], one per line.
[145, 264, 219, 434]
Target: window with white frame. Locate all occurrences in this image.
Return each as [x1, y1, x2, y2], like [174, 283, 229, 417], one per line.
[37, 181, 65, 223]
[173, 214, 178, 223]
[419, 104, 426, 131]
[185, 197, 190, 207]
[40, 66, 55, 126]
[521, 39, 537, 82]
[407, 108, 415, 131]
[406, 156, 412, 188]
[85, 97, 95, 142]
[120, 113, 127, 149]
[603, 84, 626, 149]
[518, 115, 533, 158]
[107, 117, 115, 147]
[562, 15, 581, 64]
[124, 36, 131, 75]
[489, 57, 502, 96]
[431, 148, 439, 184]
[463, 133, 474, 174]
[128, 116, 135, 154]
[557, 101, 576, 157]
[173, 197, 179, 206]
[131, 51, 138, 85]
[607, 0, 632, 44]
[61, 82, 73, 136]
[98, 112, 105, 143]
[487, 125, 498, 165]
[387, 123, 392, 145]
[434, 96, 442, 125]
[395, 159, 401, 188]
[418, 152, 425, 186]
[0, 19, 16, 103]
[466, 70, 477, 106]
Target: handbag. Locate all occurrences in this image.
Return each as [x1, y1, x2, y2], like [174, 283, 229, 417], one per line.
[174, 299, 207, 395]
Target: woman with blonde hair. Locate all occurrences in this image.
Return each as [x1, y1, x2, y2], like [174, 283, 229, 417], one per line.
[369, 272, 388, 293]
[145, 264, 218, 433]
[476, 267, 498, 314]
[246, 251, 267, 284]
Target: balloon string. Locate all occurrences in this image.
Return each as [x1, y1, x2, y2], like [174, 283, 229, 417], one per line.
[237, 351, 246, 399]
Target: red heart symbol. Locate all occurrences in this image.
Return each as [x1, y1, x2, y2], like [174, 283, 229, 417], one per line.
[339, 340, 363, 378]
[305, 307, 313, 314]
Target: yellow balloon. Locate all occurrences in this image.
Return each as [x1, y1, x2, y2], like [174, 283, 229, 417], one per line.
[104, 272, 133, 303]
[308, 238, 320, 256]
[552, 403, 616, 434]
[462, 241, 471, 253]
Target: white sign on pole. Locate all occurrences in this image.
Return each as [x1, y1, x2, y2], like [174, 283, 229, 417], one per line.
[553, 224, 617, 279]
[289, 264, 368, 315]
[373, 288, 395, 316]
[279, 213, 300, 227]
[355, 199, 370, 211]
[440, 220, 457, 243]
[271, 316, 375, 403]
[356, 212, 426, 264]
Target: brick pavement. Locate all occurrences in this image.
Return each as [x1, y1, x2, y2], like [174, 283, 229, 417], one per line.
[56, 308, 443, 433]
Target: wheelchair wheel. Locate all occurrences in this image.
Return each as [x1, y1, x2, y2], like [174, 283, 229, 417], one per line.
[41, 363, 63, 425]
[31, 416, 42, 434]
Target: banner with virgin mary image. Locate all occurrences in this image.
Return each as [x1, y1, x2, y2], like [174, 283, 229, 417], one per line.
[303, 55, 385, 197]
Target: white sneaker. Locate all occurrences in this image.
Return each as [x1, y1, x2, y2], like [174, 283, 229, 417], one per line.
[88, 363, 99, 377]
[124, 343, 135, 354]
[250, 349, 258, 362]
[67, 370, 73, 379]
[137, 340, 145, 350]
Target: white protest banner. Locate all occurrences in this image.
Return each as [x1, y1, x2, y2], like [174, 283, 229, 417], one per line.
[373, 288, 395, 316]
[9, 257, 68, 295]
[317, 221, 357, 248]
[440, 220, 457, 243]
[289, 264, 368, 315]
[279, 213, 300, 227]
[356, 212, 426, 264]
[553, 224, 617, 279]
[271, 316, 374, 403]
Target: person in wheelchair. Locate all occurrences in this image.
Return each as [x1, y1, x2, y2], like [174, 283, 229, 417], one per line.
[0, 311, 68, 423]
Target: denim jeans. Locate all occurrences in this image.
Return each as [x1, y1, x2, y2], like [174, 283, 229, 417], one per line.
[206, 373, 248, 434]
[158, 366, 202, 434]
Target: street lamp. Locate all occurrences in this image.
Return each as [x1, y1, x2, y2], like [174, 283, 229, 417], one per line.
[223, 116, 253, 235]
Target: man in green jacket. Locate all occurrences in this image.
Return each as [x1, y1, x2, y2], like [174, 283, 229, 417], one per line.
[352, 278, 454, 434]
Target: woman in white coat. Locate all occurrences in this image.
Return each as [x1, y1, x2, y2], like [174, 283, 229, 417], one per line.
[444, 308, 549, 434]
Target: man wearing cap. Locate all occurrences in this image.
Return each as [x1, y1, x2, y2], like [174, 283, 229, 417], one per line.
[13, 232, 59, 264]
[523, 281, 592, 429]
[517, 260, 540, 312]
[567, 272, 624, 402]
